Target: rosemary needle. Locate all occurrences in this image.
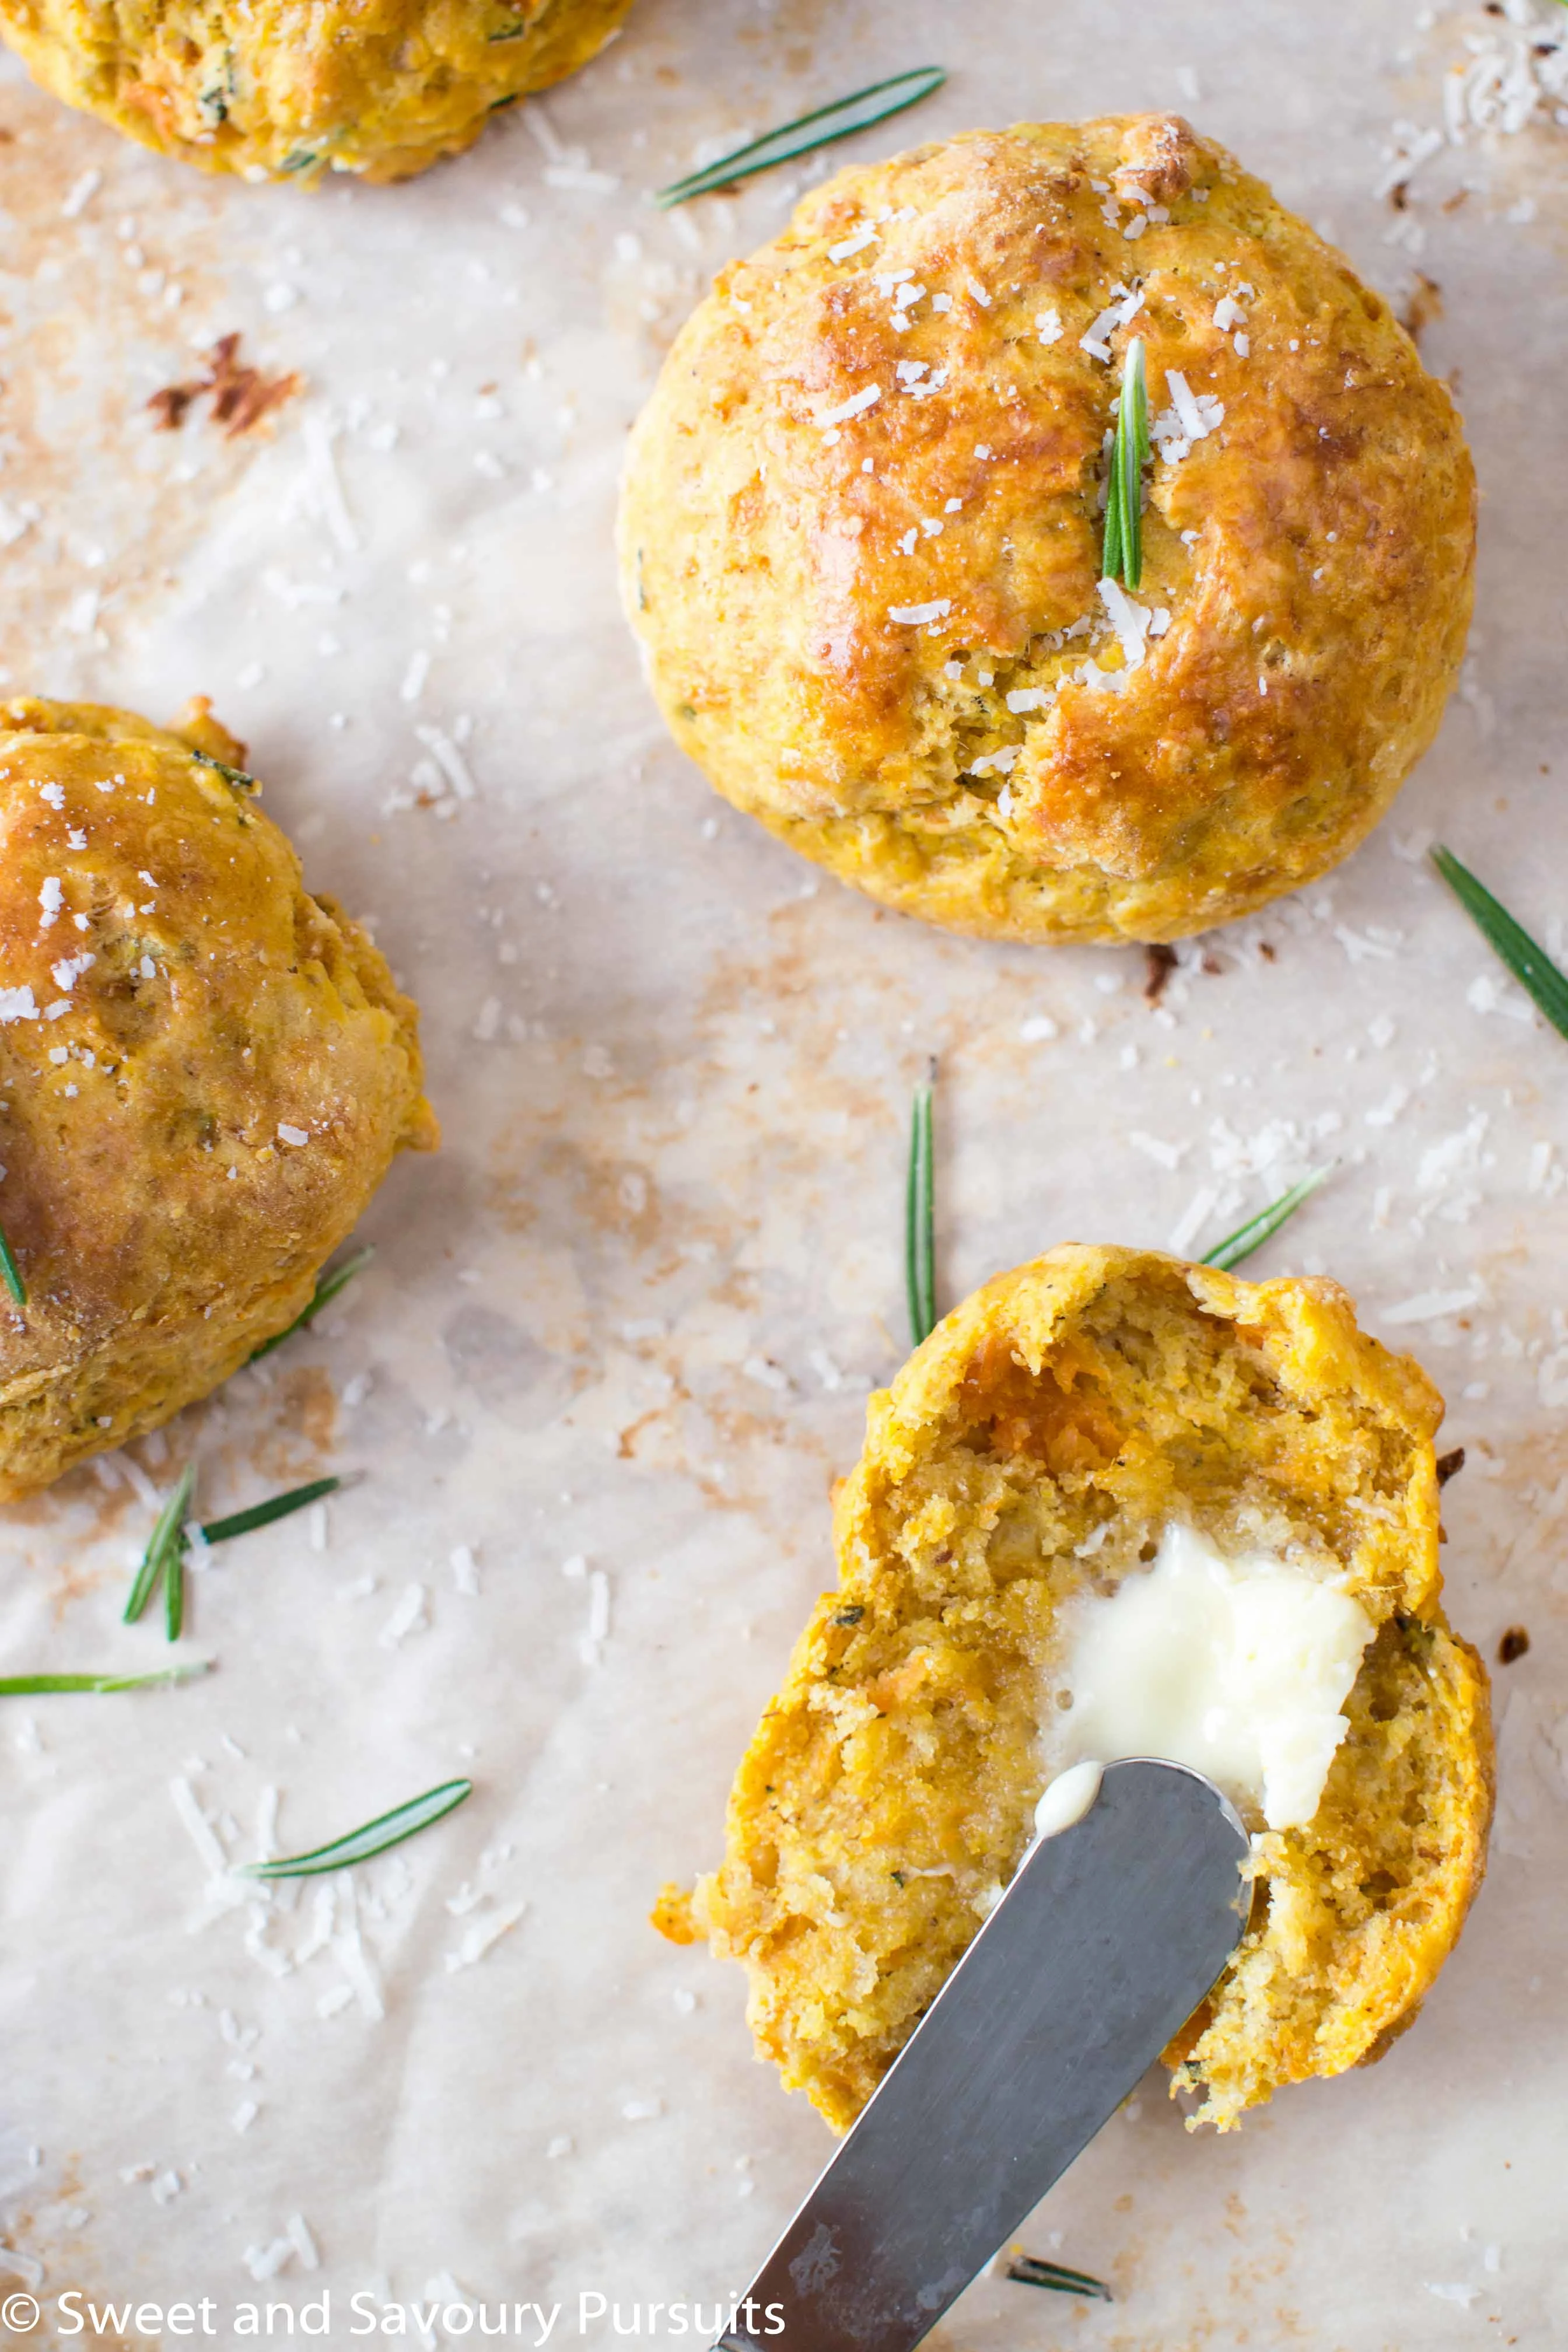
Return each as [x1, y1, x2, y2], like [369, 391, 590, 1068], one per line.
[166, 1516, 186, 1642]
[656, 67, 946, 208]
[249, 1245, 375, 1363]
[1201, 1166, 1332, 1273]
[0, 1664, 211, 1695]
[0, 1222, 24, 1308]
[236, 1777, 473, 1880]
[1101, 337, 1150, 591]
[905, 1062, 937, 1348]
[1430, 845, 1568, 1041]
[200, 1475, 341, 1547]
[123, 1462, 196, 1627]
[1006, 2254, 1113, 2302]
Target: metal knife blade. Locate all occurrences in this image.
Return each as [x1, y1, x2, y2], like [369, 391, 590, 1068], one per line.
[715, 1757, 1248, 2352]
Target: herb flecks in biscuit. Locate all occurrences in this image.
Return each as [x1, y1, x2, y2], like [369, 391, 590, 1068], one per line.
[686, 1247, 1492, 2134]
[620, 117, 1477, 945]
[0, 696, 436, 1500]
[0, 0, 632, 181]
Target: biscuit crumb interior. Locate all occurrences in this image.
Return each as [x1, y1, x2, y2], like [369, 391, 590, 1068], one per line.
[694, 1247, 1492, 2132]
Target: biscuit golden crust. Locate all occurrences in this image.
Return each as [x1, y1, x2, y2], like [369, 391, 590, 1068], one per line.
[0, 0, 631, 181]
[620, 118, 1477, 943]
[692, 1246, 1492, 2132]
[0, 698, 437, 1499]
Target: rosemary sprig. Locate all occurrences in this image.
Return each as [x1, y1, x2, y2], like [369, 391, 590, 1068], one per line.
[0, 1663, 211, 1695]
[200, 1475, 340, 1546]
[1006, 2255, 1112, 2302]
[656, 66, 945, 208]
[125, 1469, 344, 1635]
[236, 1777, 473, 1880]
[0, 1221, 24, 1308]
[1431, 845, 1568, 1040]
[1101, 338, 1150, 590]
[123, 1463, 196, 1627]
[249, 1245, 374, 1363]
[906, 1063, 937, 1347]
[1201, 1166, 1332, 1272]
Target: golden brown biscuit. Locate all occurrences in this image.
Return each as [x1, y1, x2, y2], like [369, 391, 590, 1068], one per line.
[687, 1247, 1492, 2131]
[0, 0, 631, 182]
[0, 696, 437, 1499]
[620, 117, 1476, 943]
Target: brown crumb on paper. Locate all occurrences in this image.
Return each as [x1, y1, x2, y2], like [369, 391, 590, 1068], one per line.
[1436, 1446, 1466, 1487]
[1497, 1626, 1530, 1665]
[1399, 273, 1444, 344]
[1144, 943, 1178, 1003]
[149, 334, 303, 438]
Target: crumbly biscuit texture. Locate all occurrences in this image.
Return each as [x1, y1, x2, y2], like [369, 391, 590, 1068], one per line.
[0, 0, 631, 180]
[0, 697, 437, 1497]
[621, 117, 1476, 943]
[691, 1247, 1492, 2131]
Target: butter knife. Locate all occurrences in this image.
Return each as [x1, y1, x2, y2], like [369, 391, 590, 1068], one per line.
[715, 1756, 1248, 2352]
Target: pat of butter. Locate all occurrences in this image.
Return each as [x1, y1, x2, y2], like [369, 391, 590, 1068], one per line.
[1044, 1522, 1375, 1832]
[1032, 1756, 1103, 1840]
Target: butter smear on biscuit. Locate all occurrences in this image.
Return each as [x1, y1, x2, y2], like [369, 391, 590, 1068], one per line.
[1041, 1522, 1375, 1832]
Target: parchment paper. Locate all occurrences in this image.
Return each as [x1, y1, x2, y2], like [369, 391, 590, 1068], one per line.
[1, 2, 1567, 2344]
